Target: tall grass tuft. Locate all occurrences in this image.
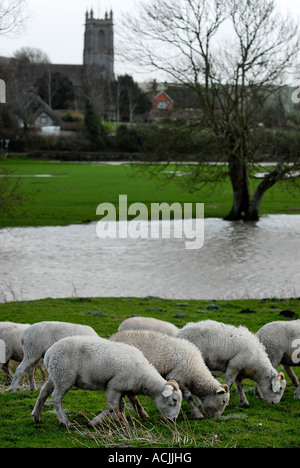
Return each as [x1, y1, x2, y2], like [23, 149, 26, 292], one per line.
[69, 410, 225, 449]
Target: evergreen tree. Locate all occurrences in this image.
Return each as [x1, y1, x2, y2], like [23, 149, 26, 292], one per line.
[84, 99, 107, 150]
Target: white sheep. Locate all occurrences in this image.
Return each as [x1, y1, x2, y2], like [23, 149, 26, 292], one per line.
[0, 322, 46, 385]
[118, 317, 179, 337]
[177, 320, 286, 407]
[110, 330, 230, 419]
[10, 321, 98, 393]
[256, 320, 300, 400]
[31, 335, 182, 428]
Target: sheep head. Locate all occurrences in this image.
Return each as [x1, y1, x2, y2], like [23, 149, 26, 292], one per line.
[200, 384, 230, 418]
[154, 380, 182, 421]
[258, 371, 286, 404]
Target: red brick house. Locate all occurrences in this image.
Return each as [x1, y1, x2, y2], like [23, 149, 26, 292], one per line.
[152, 91, 174, 112]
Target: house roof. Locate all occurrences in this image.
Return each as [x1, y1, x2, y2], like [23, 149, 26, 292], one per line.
[153, 90, 174, 103]
[18, 92, 62, 125]
[164, 85, 201, 108]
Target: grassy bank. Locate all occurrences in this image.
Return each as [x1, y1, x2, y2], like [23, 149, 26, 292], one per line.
[0, 296, 299, 448]
[1, 159, 300, 228]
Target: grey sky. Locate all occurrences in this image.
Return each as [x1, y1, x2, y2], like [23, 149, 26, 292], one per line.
[0, 1, 140, 75]
[0, 0, 299, 81]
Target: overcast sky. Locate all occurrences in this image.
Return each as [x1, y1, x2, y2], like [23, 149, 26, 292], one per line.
[1, 0, 299, 81]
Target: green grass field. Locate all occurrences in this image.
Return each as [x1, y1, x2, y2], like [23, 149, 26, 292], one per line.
[0, 297, 299, 448]
[1, 158, 300, 228]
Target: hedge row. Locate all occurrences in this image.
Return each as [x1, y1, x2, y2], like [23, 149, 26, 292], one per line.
[5, 126, 300, 163]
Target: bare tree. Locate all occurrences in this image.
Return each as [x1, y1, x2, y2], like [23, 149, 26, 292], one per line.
[7, 48, 51, 127]
[83, 65, 114, 121]
[0, 0, 28, 36]
[12, 47, 50, 65]
[121, 0, 300, 221]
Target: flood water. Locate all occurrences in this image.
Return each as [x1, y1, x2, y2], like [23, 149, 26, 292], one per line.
[0, 215, 299, 302]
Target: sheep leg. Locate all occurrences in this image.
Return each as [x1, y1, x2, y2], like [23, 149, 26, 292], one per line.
[0, 360, 14, 384]
[91, 388, 123, 426]
[254, 384, 263, 399]
[225, 366, 251, 407]
[119, 395, 125, 413]
[224, 366, 239, 390]
[32, 378, 54, 423]
[10, 357, 39, 392]
[127, 394, 150, 419]
[194, 395, 202, 407]
[119, 395, 134, 420]
[52, 385, 73, 428]
[284, 365, 299, 387]
[182, 388, 203, 419]
[107, 388, 124, 415]
[27, 362, 38, 391]
[27, 359, 47, 390]
[38, 359, 47, 381]
[110, 395, 127, 422]
[90, 409, 111, 425]
[235, 376, 250, 408]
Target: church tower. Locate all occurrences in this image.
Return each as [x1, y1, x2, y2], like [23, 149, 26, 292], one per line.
[83, 9, 114, 81]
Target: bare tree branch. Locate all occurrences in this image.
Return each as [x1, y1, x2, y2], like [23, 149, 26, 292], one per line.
[119, 0, 300, 221]
[0, 0, 28, 36]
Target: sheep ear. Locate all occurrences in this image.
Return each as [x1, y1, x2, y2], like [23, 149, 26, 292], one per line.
[216, 384, 229, 395]
[166, 380, 180, 391]
[277, 372, 285, 380]
[272, 377, 281, 393]
[222, 384, 229, 393]
[162, 385, 173, 398]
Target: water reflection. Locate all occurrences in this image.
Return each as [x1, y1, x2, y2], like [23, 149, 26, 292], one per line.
[0, 215, 299, 302]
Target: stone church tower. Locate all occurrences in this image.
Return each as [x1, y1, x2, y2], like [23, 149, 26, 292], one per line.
[83, 9, 114, 81]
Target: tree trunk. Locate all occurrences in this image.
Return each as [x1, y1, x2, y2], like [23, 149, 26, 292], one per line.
[244, 163, 284, 222]
[245, 181, 268, 221]
[224, 154, 251, 221]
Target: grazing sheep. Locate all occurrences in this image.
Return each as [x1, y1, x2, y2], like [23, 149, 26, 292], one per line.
[110, 330, 230, 419]
[10, 321, 98, 393]
[0, 322, 46, 385]
[31, 335, 182, 428]
[177, 320, 286, 407]
[118, 317, 179, 337]
[256, 320, 300, 400]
